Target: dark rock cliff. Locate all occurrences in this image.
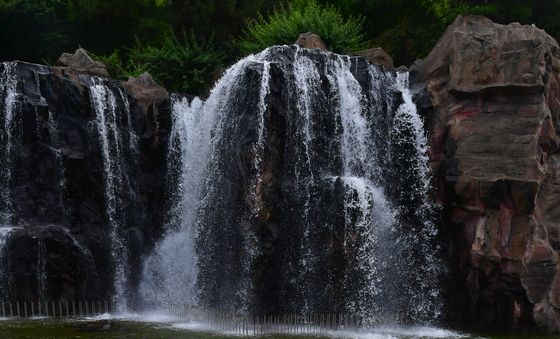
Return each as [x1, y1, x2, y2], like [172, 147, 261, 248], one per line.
[0, 61, 170, 303]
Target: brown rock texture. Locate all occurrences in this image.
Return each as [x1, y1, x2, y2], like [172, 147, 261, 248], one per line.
[294, 31, 327, 50]
[418, 15, 560, 331]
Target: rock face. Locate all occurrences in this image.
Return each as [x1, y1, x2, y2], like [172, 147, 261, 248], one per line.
[0, 61, 170, 302]
[418, 15, 560, 331]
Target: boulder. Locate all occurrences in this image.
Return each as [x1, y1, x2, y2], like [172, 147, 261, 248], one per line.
[419, 15, 560, 331]
[55, 48, 110, 78]
[294, 32, 327, 50]
[123, 72, 169, 114]
[353, 47, 394, 69]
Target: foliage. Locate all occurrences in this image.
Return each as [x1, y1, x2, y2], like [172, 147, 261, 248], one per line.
[4, 0, 560, 92]
[88, 50, 127, 79]
[127, 33, 225, 94]
[167, 0, 278, 55]
[92, 33, 225, 95]
[238, 0, 367, 54]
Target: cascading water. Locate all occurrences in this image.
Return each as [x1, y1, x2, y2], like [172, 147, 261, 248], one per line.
[0, 60, 152, 305]
[139, 53, 272, 308]
[140, 45, 443, 324]
[89, 79, 140, 311]
[0, 62, 17, 300]
[0, 227, 12, 299]
[0, 62, 17, 226]
[37, 238, 47, 300]
[139, 96, 203, 307]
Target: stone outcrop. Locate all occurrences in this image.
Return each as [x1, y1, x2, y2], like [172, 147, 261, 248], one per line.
[294, 32, 326, 50]
[353, 47, 394, 69]
[55, 48, 110, 78]
[418, 15, 560, 331]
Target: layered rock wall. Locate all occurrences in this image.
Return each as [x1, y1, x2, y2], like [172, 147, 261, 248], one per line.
[418, 15, 560, 331]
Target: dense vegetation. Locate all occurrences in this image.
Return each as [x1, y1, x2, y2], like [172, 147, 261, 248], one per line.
[238, 0, 366, 54]
[2, 0, 559, 94]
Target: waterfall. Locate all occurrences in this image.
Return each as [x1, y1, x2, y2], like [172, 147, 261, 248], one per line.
[0, 47, 441, 323]
[141, 45, 443, 324]
[37, 238, 47, 300]
[0, 227, 12, 299]
[139, 53, 270, 308]
[0, 62, 17, 226]
[0, 62, 17, 300]
[89, 79, 139, 311]
[0, 61, 145, 305]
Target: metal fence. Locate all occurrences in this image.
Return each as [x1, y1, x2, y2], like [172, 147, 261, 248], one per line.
[0, 301, 363, 335]
[165, 305, 364, 335]
[0, 300, 116, 318]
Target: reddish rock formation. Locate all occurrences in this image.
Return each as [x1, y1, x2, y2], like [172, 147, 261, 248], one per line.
[419, 15, 560, 331]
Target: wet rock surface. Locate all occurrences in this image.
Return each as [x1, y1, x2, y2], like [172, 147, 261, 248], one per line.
[418, 15, 560, 331]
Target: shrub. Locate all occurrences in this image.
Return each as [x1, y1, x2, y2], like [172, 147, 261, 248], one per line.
[238, 0, 367, 54]
[91, 32, 225, 95]
[127, 32, 225, 94]
[88, 50, 129, 79]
